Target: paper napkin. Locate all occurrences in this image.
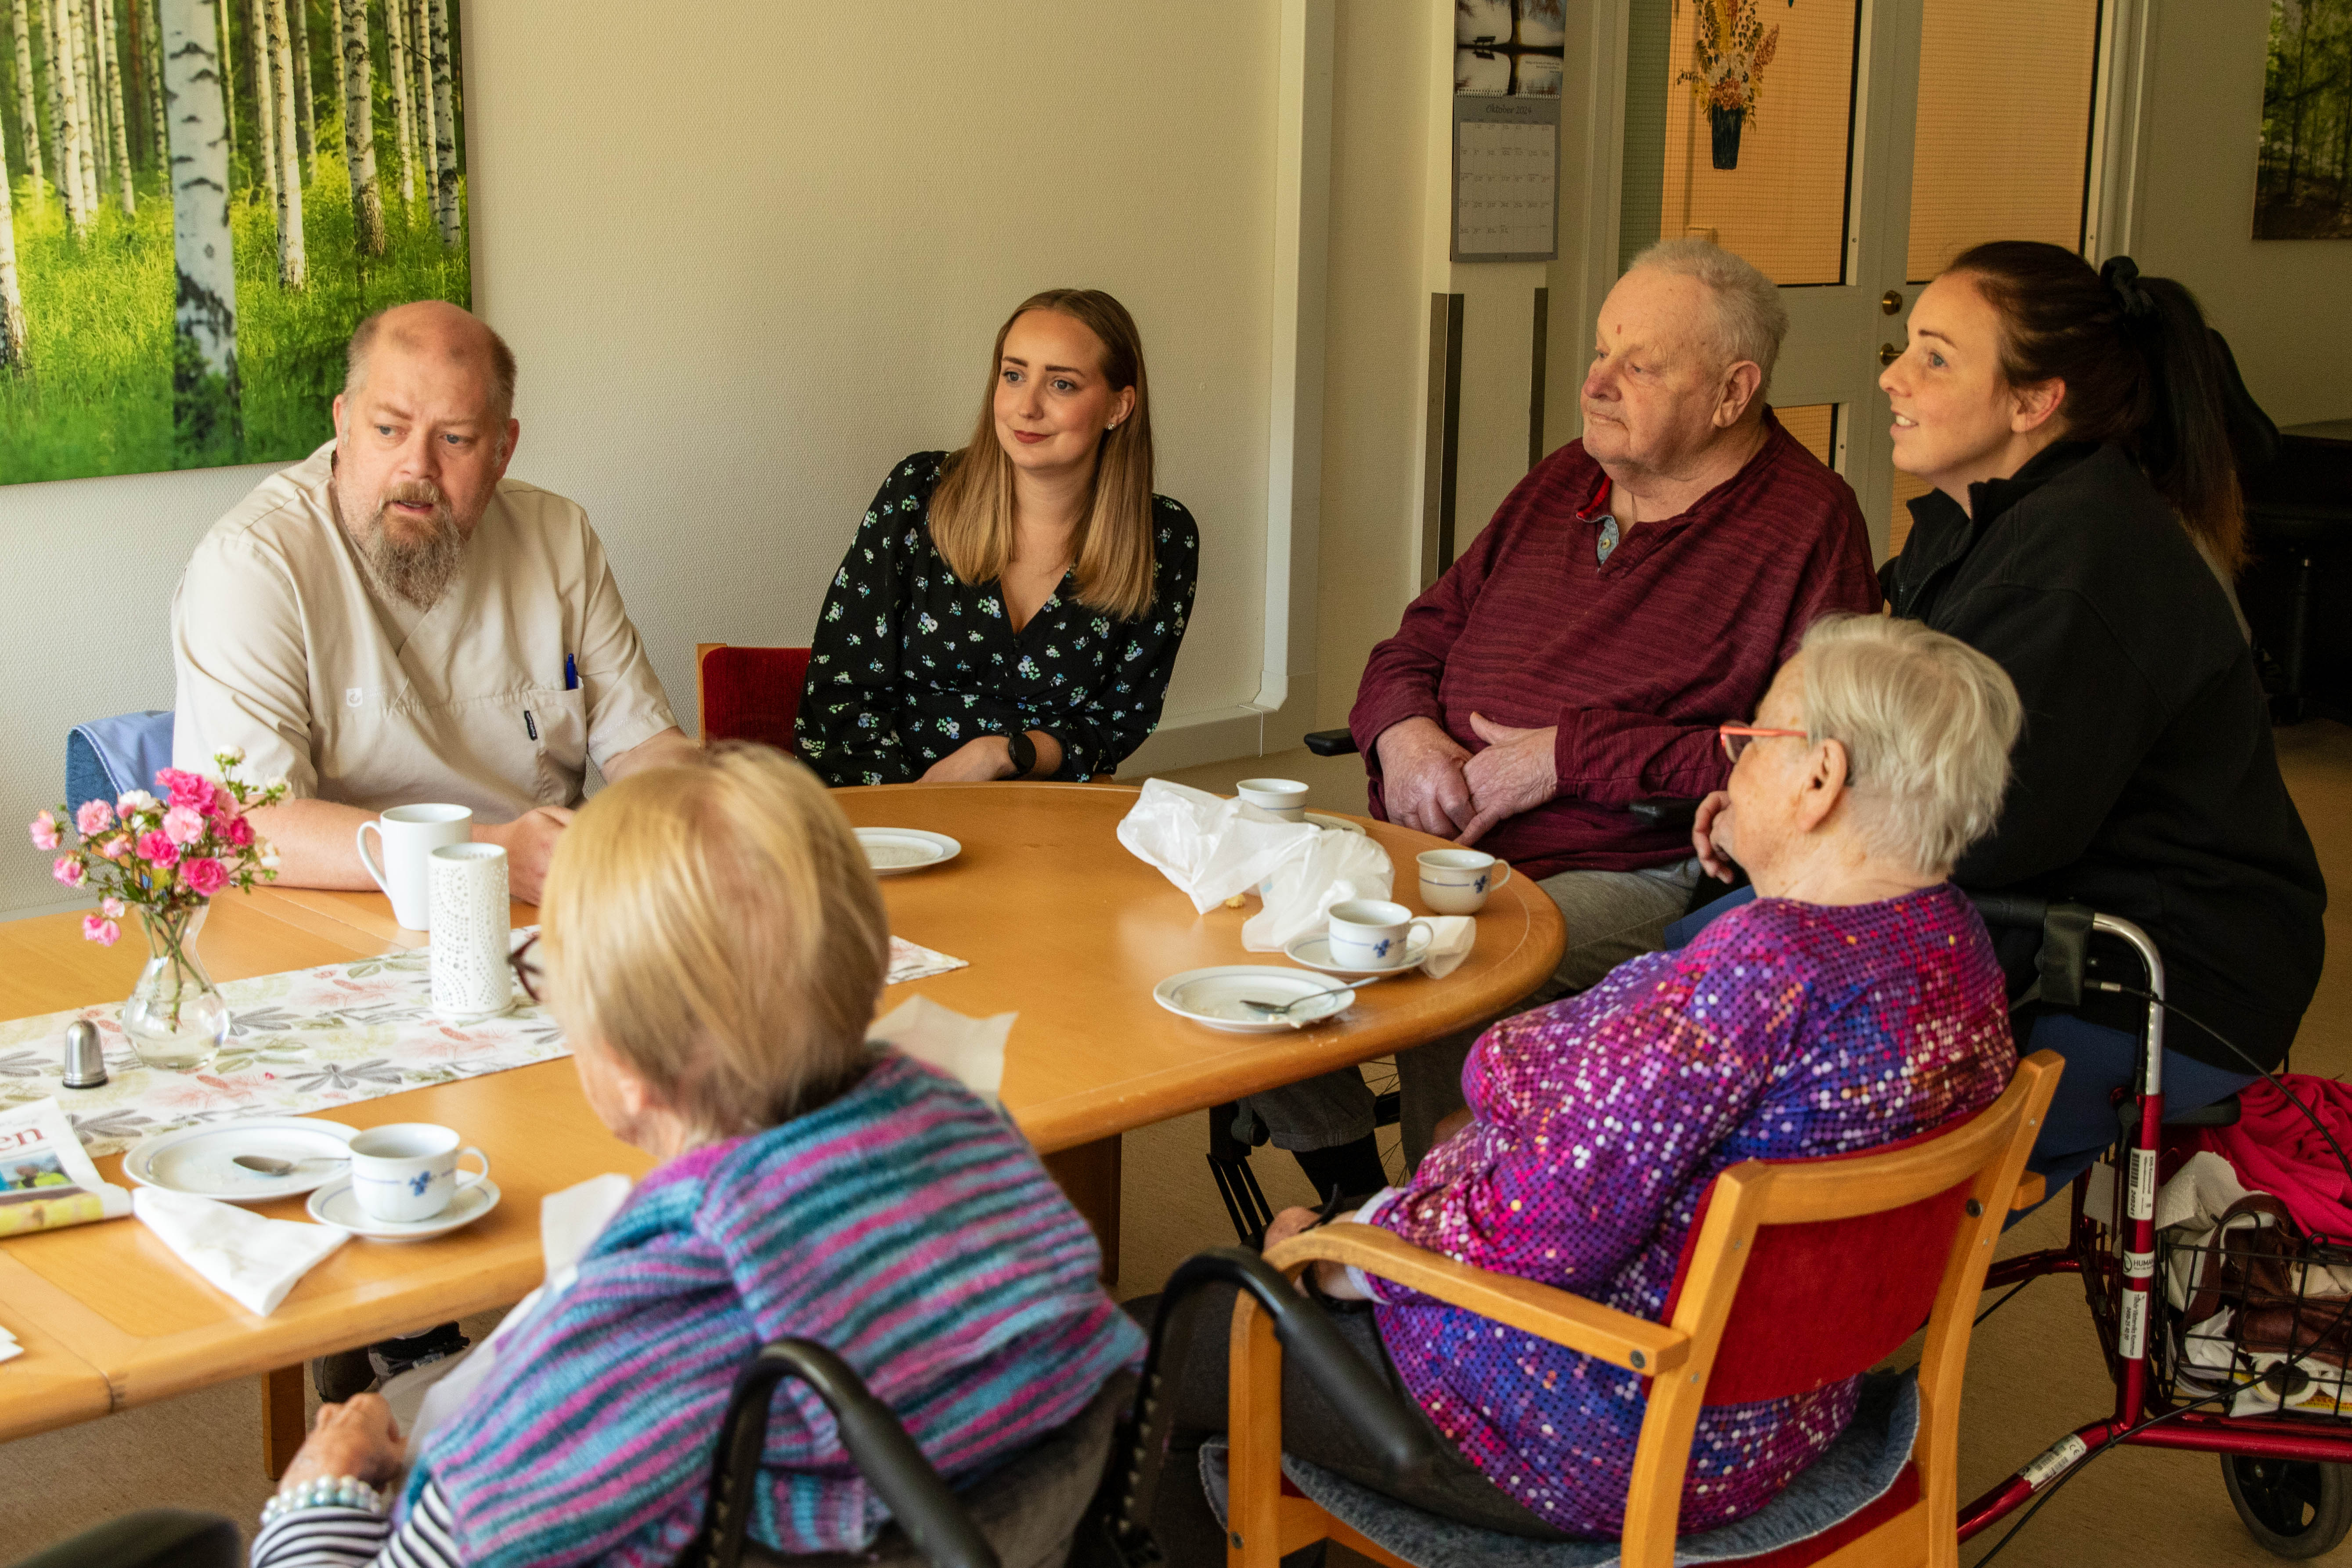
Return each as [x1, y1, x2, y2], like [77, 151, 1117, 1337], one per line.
[1418, 916, 1478, 979]
[131, 1187, 349, 1316]
[869, 994, 1015, 1103]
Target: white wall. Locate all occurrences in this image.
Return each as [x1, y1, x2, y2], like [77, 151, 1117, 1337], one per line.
[0, 1, 1295, 915]
[2132, 0, 2352, 427]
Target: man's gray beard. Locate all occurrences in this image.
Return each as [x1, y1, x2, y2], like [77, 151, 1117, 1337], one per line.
[358, 502, 466, 609]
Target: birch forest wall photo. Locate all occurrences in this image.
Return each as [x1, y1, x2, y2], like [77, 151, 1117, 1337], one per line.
[0, 0, 469, 483]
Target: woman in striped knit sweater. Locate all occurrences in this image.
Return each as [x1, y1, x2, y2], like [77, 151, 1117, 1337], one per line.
[250, 746, 1144, 1568]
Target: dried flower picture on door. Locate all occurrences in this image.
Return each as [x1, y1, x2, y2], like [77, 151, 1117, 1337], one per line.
[1678, 0, 1783, 169]
[0, 0, 471, 483]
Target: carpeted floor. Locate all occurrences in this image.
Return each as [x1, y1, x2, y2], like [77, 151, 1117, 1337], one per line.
[6, 723, 2348, 1565]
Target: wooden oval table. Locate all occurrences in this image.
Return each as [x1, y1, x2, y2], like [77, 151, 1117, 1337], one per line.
[0, 780, 1561, 1474]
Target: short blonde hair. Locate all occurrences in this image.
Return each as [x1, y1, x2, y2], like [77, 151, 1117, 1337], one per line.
[1797, 614, 2022, 875]
[537, 745, 890, 1141]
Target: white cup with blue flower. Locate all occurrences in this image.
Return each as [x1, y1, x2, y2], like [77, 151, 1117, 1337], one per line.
[349, 1123, 491, 1224]
[1327, 899, 1436, 972]
[1416, 848, 1512, 915]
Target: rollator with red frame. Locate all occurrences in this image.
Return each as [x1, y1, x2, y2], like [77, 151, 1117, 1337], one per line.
[1960, 895, 2352, 1561]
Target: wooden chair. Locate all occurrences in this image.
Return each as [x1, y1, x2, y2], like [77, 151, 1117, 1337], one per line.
[696, 643, 812, 754]
[1230, 1050, 2065, 1568]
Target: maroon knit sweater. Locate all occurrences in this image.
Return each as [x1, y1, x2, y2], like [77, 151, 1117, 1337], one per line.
[1349, 411, 1881, 878]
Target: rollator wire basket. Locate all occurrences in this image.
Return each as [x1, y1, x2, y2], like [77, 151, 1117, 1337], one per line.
[2154, 1193, 2352, 1422]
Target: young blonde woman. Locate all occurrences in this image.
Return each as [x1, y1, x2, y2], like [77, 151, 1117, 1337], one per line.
[797, 288, 1199, 786]
[252, 747, 1144, 1567]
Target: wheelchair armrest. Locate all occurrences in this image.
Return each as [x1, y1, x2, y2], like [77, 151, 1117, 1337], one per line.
[1303, 728, 1360, 758]
[700, 1340, 998, 1568]
[1627, 797, 1702, 831]
[1263, 1224, 1688, 1379]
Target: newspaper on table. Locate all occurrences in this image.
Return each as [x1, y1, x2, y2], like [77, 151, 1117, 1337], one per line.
[0, 1097, 132, 1237]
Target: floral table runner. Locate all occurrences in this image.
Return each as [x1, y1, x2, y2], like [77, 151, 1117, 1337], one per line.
[0, 935, 968, 1158]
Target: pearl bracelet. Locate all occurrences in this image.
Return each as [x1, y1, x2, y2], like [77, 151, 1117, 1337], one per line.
[260, 1474, 390, 1525]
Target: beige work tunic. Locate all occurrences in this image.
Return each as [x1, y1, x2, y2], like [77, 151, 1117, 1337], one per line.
[170, 443, 678, 821]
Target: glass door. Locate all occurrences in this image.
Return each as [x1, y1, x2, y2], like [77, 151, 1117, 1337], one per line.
[1617, 0, 2105, 560]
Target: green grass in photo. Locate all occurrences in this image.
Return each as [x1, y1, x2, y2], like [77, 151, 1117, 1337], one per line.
[0, 139, 469, 486]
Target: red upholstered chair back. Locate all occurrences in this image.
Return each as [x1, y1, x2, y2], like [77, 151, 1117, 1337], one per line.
[696, 645, 811, 755]
[1658, 1140, 1972, 1405]
[1653, 1058, 2058, 1413]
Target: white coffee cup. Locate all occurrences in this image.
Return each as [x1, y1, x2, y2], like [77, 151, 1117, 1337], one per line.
[348, 1122, 490, 1224]
[357, 804, 473, 930]
[1328, 898, 1434, 972]
[1237, 778, 1310, 822]
[1417, 848, 1513, 915]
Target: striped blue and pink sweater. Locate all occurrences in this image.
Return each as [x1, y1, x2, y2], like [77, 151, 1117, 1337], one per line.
[254, 1050, 1142, 1568]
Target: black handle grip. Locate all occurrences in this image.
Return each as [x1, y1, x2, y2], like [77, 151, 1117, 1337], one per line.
[700, 1340, 998, 1568]
[1965, 891, 2049, 931]
[1303, 728, 1360, 758]
[1076, 1247, 1438, 1568]
[1154, 1249, 1432, 1473]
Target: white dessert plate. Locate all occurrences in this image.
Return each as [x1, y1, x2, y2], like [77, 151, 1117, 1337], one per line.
[1283, 930, 1432, 979]
[856, 828, 963, 875]
[1153, 967, 1354, 1033]
[123, 1118, 360, 1204]
[307, 1175, 502, 1241]
[1303, 811, 1367, 836]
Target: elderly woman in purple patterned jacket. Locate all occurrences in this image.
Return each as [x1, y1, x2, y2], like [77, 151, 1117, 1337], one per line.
[250, 746, 1144, 1568]
[1151, 614, 2027, 1558]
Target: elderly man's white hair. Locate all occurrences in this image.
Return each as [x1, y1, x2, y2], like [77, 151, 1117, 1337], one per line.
[1796, 613, 2023, 875]
[1625, 237, 1790, 397]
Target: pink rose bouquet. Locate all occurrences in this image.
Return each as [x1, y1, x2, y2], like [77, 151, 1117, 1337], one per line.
[30, 752, 287, 949]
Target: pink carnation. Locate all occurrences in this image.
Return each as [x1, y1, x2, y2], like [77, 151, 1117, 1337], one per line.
[29, 810, 58, 851]
[224, 814, 255, 849]
[97, 835, 130, 862]
[76, 799, 115, 836]
[81, 914, 120, 947]
[161, 805, 205, 846]
[182, 857, 228, 897]
[100, 896, 125, 918]
[51, 854, 84, 887]
[137, 830, 180, 869]
[155, 768, 218, 815]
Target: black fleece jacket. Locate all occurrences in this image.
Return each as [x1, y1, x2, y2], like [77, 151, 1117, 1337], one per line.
[1886, 441, 2325, 1072]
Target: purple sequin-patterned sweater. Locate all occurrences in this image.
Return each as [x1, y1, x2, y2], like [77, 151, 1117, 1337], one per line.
[1359, 883, 2015, 1539]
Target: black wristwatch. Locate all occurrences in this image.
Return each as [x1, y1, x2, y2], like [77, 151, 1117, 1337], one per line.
[1005, 730, 1038, 779]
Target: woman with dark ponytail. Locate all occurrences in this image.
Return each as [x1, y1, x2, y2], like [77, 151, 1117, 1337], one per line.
[1875, 240, 2326, 1200]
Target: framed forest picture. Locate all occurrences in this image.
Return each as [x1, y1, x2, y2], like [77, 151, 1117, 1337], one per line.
[2257, 0, 2352, 239]
[0, 0, 470, 484]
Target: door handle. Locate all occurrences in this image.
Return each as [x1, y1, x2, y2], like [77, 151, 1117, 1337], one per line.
[1878, 342, 1903, 368]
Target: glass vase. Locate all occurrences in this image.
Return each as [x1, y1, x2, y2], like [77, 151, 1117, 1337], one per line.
[121, 905, 231, 1072]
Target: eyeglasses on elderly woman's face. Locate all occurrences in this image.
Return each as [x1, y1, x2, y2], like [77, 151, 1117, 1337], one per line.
[510, 933, 545, 1005]
[1718, 725, 1809, 764]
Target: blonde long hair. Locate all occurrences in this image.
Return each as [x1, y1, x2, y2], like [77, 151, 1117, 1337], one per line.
[929, 289, 1159, 621]
[538, 745, 890, 1143]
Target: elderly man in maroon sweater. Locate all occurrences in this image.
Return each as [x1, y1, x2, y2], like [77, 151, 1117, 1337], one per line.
[1255, 239, 1882, 1200]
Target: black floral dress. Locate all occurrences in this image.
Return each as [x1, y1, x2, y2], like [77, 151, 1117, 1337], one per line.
[795, 452, 1200, 786]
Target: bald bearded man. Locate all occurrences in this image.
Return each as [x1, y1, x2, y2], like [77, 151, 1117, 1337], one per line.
[171, 301, 697, 903]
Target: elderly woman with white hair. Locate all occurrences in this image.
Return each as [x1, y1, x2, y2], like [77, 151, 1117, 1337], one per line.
[1152, 615, 2025, 1555]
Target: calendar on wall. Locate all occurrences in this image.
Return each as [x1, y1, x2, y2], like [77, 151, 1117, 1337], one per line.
[1452, 94, 1561, 263]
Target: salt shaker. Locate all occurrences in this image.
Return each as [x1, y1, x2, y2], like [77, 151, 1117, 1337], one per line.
[61, 1020, 107, 1089]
